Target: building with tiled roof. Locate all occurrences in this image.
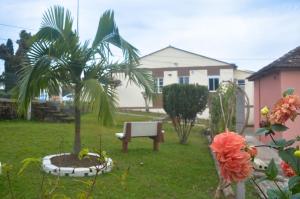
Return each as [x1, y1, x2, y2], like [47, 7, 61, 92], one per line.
[248, 46, 300, 143]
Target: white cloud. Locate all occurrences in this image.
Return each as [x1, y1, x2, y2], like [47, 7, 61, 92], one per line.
[1, 0, 300, 72]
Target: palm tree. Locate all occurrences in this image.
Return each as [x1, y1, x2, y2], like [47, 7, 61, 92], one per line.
[17, 6, 154, 154]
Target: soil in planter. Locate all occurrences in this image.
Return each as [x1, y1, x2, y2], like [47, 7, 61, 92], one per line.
[51, 154, 102, 168]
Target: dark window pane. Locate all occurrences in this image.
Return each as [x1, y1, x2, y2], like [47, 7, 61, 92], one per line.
[179, 76, 189, 84]
[214, 78, 219, 90]
[158, 78, 163, 93]
[238, 79, 245, 85]
[179, 77, 183, 84]
[209, 78, 214, 90]
[159, 78, 163, 86]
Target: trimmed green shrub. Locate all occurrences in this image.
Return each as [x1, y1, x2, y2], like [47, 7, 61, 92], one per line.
[163, 84, 208, 144]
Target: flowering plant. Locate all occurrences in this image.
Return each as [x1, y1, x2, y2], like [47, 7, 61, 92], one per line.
[210, 131, 253, 183]
[211, 88, 300, 199]
[255, 88, 300, 198]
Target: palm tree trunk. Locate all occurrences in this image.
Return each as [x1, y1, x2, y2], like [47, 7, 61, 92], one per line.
[73, 83, 81, 155]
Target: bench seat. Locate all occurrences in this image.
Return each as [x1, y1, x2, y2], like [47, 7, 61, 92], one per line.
[116, 121, 164, 152]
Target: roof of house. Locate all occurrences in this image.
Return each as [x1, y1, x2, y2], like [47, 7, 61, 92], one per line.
[236, 69, 255, 74]
[248, 46, 300, 81]
[140, 45, 236, 67]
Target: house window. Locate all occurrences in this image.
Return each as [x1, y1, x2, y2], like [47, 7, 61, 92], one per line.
[237, 79, 245, 86]
[179, 76, 189, 84]
[154, 77, 164, 93]
[208, 76, 219, 91]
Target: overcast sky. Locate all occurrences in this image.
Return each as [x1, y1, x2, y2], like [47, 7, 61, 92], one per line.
[1, 0, 300, 72]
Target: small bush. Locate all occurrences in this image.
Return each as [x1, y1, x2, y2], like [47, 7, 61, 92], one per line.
[163, 84, 208, 144]
[209, 83, 236, 135]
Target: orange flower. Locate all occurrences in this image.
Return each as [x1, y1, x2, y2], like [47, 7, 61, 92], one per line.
[280, 161, 296, 177]
[210, 131, 253, 182]
[210, 131, 245, 154]
[247, 146, 258, 158]
[270, 95, 300, 124]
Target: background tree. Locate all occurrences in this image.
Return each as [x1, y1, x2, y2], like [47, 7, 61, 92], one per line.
[163, 84, 208, 144]
[18, 6, 154, 154]
[0, 39, 14, 93]
[0, 31, 32, 94]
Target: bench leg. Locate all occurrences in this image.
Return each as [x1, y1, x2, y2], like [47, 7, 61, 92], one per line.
[153, 139, 159, 151]
[122, 140, 128, 153]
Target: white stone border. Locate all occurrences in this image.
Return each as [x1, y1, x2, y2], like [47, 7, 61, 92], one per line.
[42, 153, 113, 177]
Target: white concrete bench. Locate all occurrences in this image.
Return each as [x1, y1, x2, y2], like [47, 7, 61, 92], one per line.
[116, 121, 164, 152]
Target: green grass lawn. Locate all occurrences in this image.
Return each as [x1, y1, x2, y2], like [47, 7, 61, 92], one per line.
[0, 112, 258, 198]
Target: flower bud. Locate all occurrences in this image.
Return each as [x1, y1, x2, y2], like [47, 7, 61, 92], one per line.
[260, 106, 269, 115]
[294, 150, 300, 158]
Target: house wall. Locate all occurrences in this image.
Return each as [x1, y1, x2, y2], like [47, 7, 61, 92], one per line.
[189, 69, 207, 85]
[253, 72, 282, 142]
[279, 70, 300, 141]
[163, 70, 178, 85]
[114, 73, 149, 108]
[220, 69, 234, 82]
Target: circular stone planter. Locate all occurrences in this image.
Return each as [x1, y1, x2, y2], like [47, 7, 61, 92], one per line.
[42, 153, 113, 177]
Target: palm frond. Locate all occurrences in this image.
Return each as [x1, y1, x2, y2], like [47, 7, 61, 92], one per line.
[104, 62, 155, 99]
[92, 10, 117, 48]
[17, 60, 60, 114]
[17, 41, 70, 114]
[81, 79, 117, 126]
[36, 5, 74, 42]
[92, 10, 139, 64]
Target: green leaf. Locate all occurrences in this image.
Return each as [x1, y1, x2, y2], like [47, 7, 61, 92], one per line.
[271, 124, 288, 132]
[78, 148, 89, 160]
[269, 139, 287, 148]
[291, 184, 300, 196]
[256, 127, 270, 135]
[76, 192, 87, 199]
[269, 139, 295, 149]
[81, 79, 117, 126]
[267, 189, 281, 199]
[18, 158, 41, 175]
[285, 139, 296, 147]
[279, 148, 300, 175]
[289, 176, 300, 190]
[265, 159, 278, 180]
[283, 88, 295, 97]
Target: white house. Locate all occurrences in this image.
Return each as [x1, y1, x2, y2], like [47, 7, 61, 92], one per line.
[116, 46, 254, 124]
